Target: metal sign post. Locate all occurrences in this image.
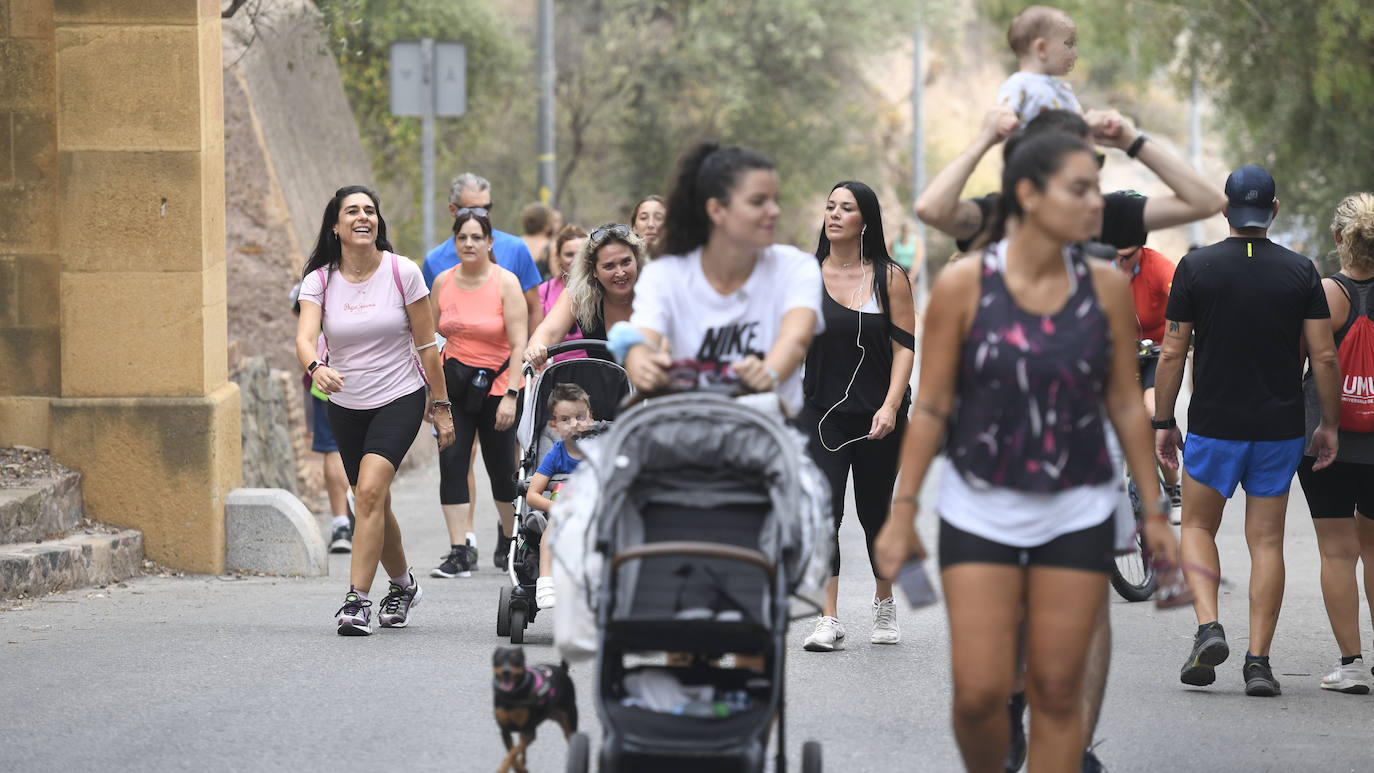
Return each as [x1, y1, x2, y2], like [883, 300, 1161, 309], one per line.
[391, 39, 466, 251]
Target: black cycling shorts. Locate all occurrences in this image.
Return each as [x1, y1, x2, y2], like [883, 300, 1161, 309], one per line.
[1297, 456, 1374, 519]
[1138, 356, 1159, 390]
[939, 516, 1115, 574]
[326, 387, 426, 486]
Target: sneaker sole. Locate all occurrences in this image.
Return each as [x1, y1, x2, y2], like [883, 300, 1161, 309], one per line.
[1245, 678, 1280, 697]
[803, 636, 844, 652]
[1319, 680, 1370, 695]
[380, 586, 422, 628]
[337, 620, 371, 636]
[329, 541, 352, 553]
[1180, 636, 1229, 686]
[870, 633, 901, 645]
[429, 567, 471, 578]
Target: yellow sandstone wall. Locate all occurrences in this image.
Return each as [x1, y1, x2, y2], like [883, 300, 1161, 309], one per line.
[0, 0, 240, 574]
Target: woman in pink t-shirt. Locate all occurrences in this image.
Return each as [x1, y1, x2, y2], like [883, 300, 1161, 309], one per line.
[296, 185, 454, 637]
[534, 224, 588, 362]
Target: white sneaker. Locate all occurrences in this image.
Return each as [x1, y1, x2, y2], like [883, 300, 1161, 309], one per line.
[871, 597, 901, 644]
[803, 616, 845, 652]
[535, 576, 556, 610]
[1320, 660, 1371, 694]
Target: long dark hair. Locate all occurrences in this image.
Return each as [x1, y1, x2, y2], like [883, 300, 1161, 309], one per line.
[657, 141, 775, 257]
[991, 132, 1093, 243]
[302, 185, 393, 278]
[814, 181, 906, 314]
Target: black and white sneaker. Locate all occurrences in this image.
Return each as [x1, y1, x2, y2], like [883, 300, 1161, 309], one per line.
[378, 575, 422, 628]
[430, 546, 472, 578]
[493, 527, 511, 571]
[465, 541, 479, 572]
[335, 589, 371, 636]
[329, 525, 353, 553]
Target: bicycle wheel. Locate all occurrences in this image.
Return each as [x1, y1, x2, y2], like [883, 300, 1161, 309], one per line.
[1111, 476, 1158, 602]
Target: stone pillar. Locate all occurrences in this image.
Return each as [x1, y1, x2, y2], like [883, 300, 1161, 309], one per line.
[0, 0, 61, 446]
[42, 0, 240, 573]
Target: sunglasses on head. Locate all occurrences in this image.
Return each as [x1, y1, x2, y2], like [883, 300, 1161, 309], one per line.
[590, 224, 632, 243]
[456, 206, 490, 218]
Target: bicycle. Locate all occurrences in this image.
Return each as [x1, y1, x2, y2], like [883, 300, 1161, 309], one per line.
[1110, 340, 1162, 602]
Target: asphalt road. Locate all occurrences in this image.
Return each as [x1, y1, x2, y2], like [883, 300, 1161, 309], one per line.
[3, 439, 1371, 773]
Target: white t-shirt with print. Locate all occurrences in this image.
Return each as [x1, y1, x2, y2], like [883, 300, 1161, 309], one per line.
[630, 244, 824, 416]
[298, 253, 428, 410]
[997, 72, 1082, 122]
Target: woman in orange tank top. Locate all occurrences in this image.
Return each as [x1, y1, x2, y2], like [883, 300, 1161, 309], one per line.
[428, 209, 527, 579]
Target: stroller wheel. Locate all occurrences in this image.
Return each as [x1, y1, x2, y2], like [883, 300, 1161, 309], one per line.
[510, 607, 527, 644]
[497, 585, 512, 637]
[564, 732, 590, 773]
[802, 740, 822, 773]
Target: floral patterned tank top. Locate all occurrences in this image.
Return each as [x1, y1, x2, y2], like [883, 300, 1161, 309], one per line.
[947, 243, 1113, 492]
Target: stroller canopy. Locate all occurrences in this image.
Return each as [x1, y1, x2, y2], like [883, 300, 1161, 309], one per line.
[553, 394, 833, 661]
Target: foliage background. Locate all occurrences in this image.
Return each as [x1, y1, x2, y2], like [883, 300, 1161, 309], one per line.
[316, 0, 1373, 269]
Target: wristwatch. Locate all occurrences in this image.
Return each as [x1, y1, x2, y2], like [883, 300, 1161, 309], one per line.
[307, 360, 322, 374]
[1126, 133, 1148, 158]
[505, 388, 519, 398]
[1150, 416, 1176, 430]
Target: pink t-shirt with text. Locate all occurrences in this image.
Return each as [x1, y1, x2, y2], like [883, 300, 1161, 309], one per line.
[298, 253, 428, 410]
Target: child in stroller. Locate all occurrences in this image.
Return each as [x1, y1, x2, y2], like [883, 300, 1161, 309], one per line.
[525, 383, 596, 610]
[499, 340, 630, 644]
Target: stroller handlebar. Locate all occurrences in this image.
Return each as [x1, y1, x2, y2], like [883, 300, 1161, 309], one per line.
[609, 540, 777, 580]
[522, 339, 613, 377]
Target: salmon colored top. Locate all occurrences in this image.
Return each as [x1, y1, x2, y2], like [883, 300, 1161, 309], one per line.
[436, 266, 513, 396]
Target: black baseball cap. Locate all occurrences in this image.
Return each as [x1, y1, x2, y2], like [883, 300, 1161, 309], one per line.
[1223, 165, 1276, 229]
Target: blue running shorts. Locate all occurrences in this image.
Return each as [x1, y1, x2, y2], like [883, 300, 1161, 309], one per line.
[311, 394, 339, 454]
[1183, 433, 1305, 498]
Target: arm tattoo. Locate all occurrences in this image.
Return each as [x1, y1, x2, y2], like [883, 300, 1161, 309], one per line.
[954, 205, 983, 238]
[1168, 320, 1180, 333]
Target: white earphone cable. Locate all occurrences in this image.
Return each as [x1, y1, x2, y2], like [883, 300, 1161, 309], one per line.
[818, 226, 872, 452]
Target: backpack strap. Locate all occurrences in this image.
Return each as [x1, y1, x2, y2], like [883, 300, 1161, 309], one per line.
[389, 252, 431, 389]
[315, 267, 330, 362]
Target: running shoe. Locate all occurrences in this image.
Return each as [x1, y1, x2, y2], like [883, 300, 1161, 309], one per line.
[335, 589, 371, 636]
[466, 540, 479, 572]
[1243, 658, 1281, 696]
[328, 524, 353, 554]
[1320, 661, 1371, 694]
[871, 597, 901, 644]
[1180, 622, 1229, 686]
[378, 575, 422, 628]
[536, 576, 556, 610]
[430, 546, 472, 578]
[803, 616, 845, 652]
[1081, 746, 1106, 772]
[1004, 692, 1027, 773]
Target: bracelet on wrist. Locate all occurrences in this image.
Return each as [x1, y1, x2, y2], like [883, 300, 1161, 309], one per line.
[432, 400, 452, 408]
[1126, 133, 1148, 158]
[1150, 416, 1176, 430]
[762, 364, 780, 390]
[891, 494, 920, 509]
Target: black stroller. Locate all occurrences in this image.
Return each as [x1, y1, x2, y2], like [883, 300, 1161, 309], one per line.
[497, 340, 631, 643]
[553, 393, 833, 773]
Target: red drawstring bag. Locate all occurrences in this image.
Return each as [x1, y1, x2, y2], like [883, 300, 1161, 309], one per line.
[1335, 275, 1374, 433]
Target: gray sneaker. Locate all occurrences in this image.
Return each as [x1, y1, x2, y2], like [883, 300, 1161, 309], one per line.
[328, 524, 353, 553]
[335, 589, 372, 636]
[1180, 622, 1229, 686]
[378, 575, 422, 628]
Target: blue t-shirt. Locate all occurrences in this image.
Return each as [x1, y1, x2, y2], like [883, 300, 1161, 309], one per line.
[536, 440, 581, 478]
[422, 229, 541, 291]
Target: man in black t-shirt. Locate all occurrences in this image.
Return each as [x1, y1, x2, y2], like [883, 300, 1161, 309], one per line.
[1153, 164, 1341, 698]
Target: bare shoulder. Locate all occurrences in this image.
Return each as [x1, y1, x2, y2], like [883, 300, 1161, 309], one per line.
[931, 253, 982, 294]
[1087, 258, 1130, 300]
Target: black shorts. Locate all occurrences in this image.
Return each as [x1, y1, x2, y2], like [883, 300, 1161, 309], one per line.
[1296, 456, 1374, 519]
[1138, 356, 1159, 390]
[326, 387, 426, 486]
[939, 517, 1115, 574]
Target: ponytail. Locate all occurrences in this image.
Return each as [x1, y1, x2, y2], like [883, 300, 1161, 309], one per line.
[657, 141, 775, 257]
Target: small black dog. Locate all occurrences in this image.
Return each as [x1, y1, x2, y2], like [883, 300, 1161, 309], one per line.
[492, 646, 577, 773]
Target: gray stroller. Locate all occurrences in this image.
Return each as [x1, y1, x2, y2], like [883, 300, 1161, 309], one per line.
[552, 393, 833, 773]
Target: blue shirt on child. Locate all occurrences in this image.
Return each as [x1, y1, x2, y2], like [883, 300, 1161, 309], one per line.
[537, 440, 581, 478]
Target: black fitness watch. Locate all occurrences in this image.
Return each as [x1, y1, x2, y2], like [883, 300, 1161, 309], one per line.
[1150, 416, 1176, 430]
[1126, 133, 1148, 158]
[505, 388, 519, 398]
[307, 360, 321, 374]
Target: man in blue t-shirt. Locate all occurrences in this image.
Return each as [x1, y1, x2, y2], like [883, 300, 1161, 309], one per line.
[1154, 164, 1341, 698]
[422, 172, 544, 333]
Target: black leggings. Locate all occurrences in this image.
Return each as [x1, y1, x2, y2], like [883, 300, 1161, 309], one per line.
[438, 393, 518, 506]
[799, 403, 907, 577]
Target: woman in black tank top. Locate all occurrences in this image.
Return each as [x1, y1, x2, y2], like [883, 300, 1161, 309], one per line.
[798, 181, 916, 653]
[523, 224, 647, 367]
[873, 134, 1181, 771]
